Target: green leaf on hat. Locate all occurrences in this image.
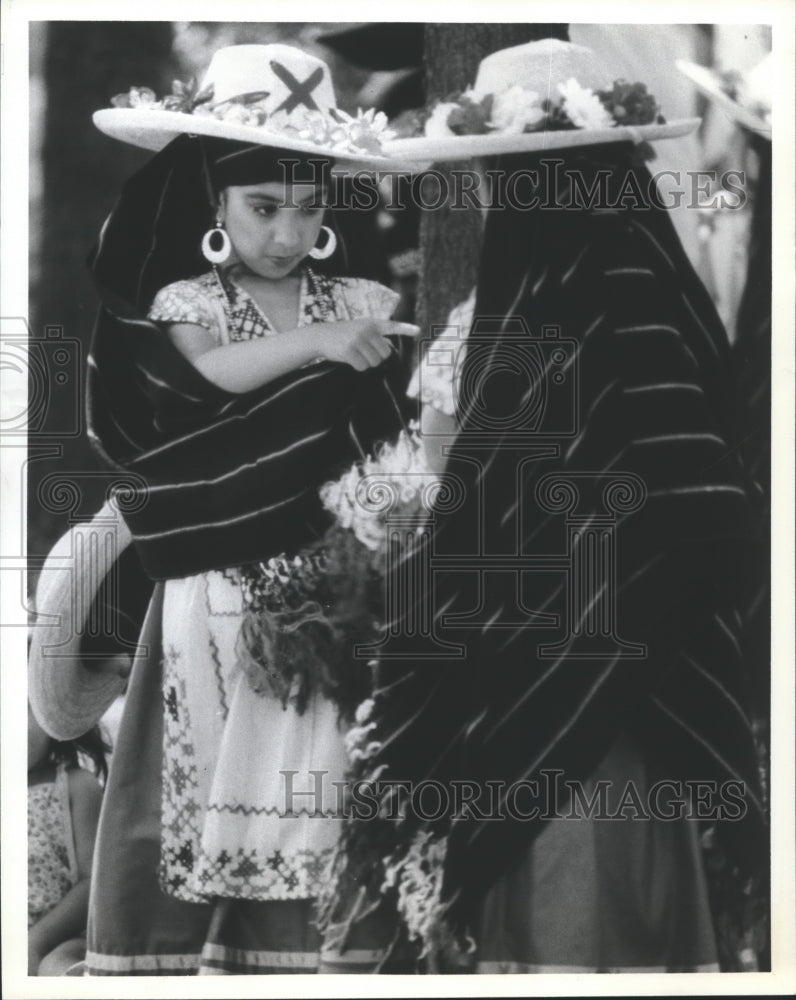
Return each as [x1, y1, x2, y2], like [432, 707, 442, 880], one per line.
[191, 83, 215, 109]
[447, 94, 493, 136]
[228, 91, 271, 107]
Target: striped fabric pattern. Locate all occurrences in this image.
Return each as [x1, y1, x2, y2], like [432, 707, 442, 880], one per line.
[86, 295, 409, 580]
[331, 151, 768, 939]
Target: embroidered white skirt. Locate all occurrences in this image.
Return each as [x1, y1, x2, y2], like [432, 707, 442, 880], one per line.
[160, 570, 349, 903]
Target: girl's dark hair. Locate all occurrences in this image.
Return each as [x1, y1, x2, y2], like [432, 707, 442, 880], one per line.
[48, 724, 111, 784]
[206, 138, 333, 191]
[89, 133, 381, 315]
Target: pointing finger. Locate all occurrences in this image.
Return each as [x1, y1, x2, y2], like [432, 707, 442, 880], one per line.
[387, 322, 421, 338]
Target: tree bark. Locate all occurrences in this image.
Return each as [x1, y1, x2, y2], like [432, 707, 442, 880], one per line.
[417, 23, 569, 331]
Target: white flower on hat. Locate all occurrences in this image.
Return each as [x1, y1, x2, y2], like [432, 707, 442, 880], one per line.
[333, 107, 396, 153]
[128, 86, 161, 109]
[208, 101, 266, 127]
[424, 102, 459, 138]
[294, 108, 349, 147]
[267, 106, 393, 156]
[489, 85, 544, 134]
[558, 78, 614, 130]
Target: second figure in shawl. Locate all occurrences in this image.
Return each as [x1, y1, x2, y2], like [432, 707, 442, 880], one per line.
[319, 39, 768, 974]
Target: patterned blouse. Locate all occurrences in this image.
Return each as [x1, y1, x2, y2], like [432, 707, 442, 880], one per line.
[149, 267, 399, 346]
[28, 766, 79, 927]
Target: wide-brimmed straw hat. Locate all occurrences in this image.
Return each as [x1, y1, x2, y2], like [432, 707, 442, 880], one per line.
[28, 502, 136, 741]
[93, 43, 410, 169]
[676, 54, 771, 140]
[382, 38, 700, 161]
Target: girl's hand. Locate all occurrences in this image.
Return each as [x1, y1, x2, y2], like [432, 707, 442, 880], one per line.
[314, 320, 419, 371]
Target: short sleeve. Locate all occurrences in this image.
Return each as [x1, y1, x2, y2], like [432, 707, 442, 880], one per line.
[407, 290, 476, 416]
[337, 278, 400, 322]
[148, 280, 222, 341]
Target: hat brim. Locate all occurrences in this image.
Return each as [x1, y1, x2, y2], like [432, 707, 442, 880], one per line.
[29, 503, 135, 741]
[93, 108, 416, 173]
[381, 118, 702, 162]
[676, 61, 771, 140]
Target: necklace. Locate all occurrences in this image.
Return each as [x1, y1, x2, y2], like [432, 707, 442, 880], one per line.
[211, 264, 235, 333]
[212, 263, 335, 331]
[304, 264, 337, 324]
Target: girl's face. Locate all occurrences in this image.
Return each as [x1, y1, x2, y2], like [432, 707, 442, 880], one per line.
[219, 181, 328, 280]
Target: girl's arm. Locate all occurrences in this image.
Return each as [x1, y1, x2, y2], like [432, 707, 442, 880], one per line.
[28, 770, 102, 975]
[167, 319, 419, 394]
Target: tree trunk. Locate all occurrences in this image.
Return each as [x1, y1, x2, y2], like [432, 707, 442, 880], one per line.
[417, 23, 569, 330]
[29, 22, 176, 562]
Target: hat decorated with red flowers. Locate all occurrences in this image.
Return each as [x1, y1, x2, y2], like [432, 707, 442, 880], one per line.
[383, 38, 700, 161]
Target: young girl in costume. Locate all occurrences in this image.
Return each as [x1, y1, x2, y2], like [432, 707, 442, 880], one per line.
[43, 43, 420, 975]
[28, 705, 106, 976]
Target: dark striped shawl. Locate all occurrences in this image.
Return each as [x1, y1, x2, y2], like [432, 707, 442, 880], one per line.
[87, 299, 410, 580]
[326, 150, 768, 944]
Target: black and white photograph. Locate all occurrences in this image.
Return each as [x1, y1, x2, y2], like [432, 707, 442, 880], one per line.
[2, 3, 794, 995]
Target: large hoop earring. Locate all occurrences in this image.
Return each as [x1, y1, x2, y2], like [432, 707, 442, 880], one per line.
[309, 225, 337, 260]
[202, 218, 232, 265]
